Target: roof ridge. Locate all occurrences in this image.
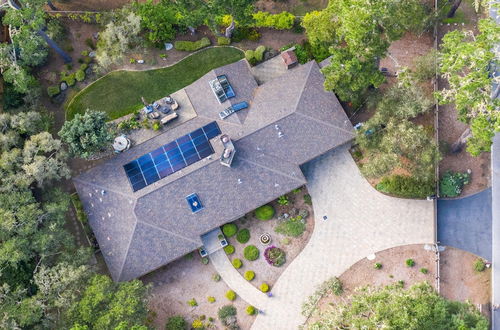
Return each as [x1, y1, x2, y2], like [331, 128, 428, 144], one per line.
[136, 219, 201, 245]
[293, 111, 355, 137]
[291, 61, 316, 116]
[237, 154, 306, 184]
[116, 203, 139, 281]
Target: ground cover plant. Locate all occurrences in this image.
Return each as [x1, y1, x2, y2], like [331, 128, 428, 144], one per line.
[243, 245, 260, 261]
[439, 171, 470, 197]
[66, 47, 244, 120]
[223, 223, 238, 237]
[236, 228, 250, 243]
[275, 215, 306, 237]
[264, 246, 286, 267]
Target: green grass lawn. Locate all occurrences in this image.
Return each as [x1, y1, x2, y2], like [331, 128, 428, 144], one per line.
[65, 47, 244, 120]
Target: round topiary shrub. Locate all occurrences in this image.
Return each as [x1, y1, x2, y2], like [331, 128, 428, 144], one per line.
[255, 205, 275, 220]
[224, 244, 235, 255]
[236, 228, 250, 243]
[232, 258, 242, 269]
[222, 223, 238, 237]
[226, 290, 236, 301]
[207, 296, 216, 303]
[246, 305, 256, 315]
[165, 315, 187, 330]
[244, 270, 255, 281]
[260, 283, 269, 292]
[244, 245, 260, 261]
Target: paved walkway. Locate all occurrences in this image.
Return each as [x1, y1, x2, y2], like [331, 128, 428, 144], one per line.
[437, 189, 492, 260]
[210, 145, 434, 330]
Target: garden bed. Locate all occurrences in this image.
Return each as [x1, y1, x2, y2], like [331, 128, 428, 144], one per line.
[224, 186, 314, 290]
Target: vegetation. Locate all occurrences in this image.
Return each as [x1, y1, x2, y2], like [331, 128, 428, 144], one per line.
[376, 175, 435, 199]
[243, 245, 260, 261]
[59, 110, 113, 159]
[174, 37, 211, 51]
[260, 283, 270, 292]
[438, 18, 500, 155]
[406, 259, 415, 267]
[254, 204, 275, 220]
[222, 223, 238, 237]
[132, 0, 178, 46]
[264, 246, 286, 267]
[187, 298, 198, 306]
[474, 258, 486, 273]
[246, 305, 256, 315]
[253, 11, 295, 30]
[277, 195, 289, 206]
[420, 268, 428, 274]
[439, 171, 470, 197]
[232, 258, 243, 269]
[47, 85, 61, 98]
[302, 277, 343, 317]
[226, 290, 237, 301]
[236, 228, 251, 243]
[212, 273, 221, 282]
[308, 282, 488, 329]
[218, 305, 237, 328]
[208, 296, 216, 303]
[217, 36, 231, 45]
[165, 315, 187, 330]
[374, 263, 382, 270]
[224, 244, 235, 255]
[275, 215, 306, 237]
[244, 270, 255, 281]
[66, 47, 244, 120]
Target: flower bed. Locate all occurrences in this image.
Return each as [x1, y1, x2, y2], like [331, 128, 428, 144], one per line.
[264, 246, 286, 267]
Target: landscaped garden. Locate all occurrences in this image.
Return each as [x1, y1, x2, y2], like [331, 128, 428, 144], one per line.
[65, 47, 244, 120]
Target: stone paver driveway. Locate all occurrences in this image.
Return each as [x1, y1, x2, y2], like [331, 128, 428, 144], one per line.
[249, 145, 435, 329]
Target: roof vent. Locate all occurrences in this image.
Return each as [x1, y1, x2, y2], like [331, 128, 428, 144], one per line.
[275, 124, 280, 130]
[238, 178, 242, 184]
[101, 190, 106, 195]
[274, 183, 279, 187]
[278, 131, 284, 138]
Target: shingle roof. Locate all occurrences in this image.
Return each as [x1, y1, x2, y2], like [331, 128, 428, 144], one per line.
[73, 59, 354, 281]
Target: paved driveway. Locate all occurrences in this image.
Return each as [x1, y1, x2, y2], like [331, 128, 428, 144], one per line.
[437, 188, 492, 260]
[249, 145, 434, 330]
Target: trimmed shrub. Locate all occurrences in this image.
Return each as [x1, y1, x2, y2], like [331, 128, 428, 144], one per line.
[254, 45, 266, 62]
[440, 171, 470, 197]
[187, 298, 198, 306]
[192, 319, 204, 329]
[264, 246, 286, 267]
[217, 36, 231, 46]
[80, 63, 89, 71]
[218, 305, 236, 320]
[376, 175, 435, 199]
[246, 305, 256, 315]
[243, 245, 260, 261]
[47, 85, 60, 97]
[201, 257, 209, 265]
[63, 73, 76, 86]
[236, 228, 250, 243]
[174, 37, 211, 51]
[245, 49, 256, 65]
[165, 315, 187, 330]
[474, 258, 486, 272]
[253, 11, 295, 30]
[224, 244, 235, 255]
[374, 263, 382, 270]
[420, 268, 428, 274]
[244, 270, 255, 281]
[207, 296, 216, 303]
[275, 216, 306, 237]
[406, 259, 415, 267]
[260, 283, 269, 292]
[226, 290, 236, 301]
[222, 223, 238, 237]
[255, 205, 275, 220]
[232, 258, 242, 269]
[75, 69, 85, 82]
[212, 273, 221, 282]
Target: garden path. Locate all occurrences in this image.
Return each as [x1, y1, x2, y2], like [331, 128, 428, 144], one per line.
[248, 145, 434, 329]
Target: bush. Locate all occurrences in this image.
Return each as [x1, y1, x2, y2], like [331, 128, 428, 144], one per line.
[207, 296, 216, 303]
[174, 37, 211, 51]
[329, 277, 343, 296]
[414, 49, 437, 82]
[440, 171, 470, 197]
[63, 73, 76, 86]
[374, 263, 382, 270]
[254, 45, 266, 62]
[264, 246, 286, 267]
[192, 319, 203, 329]
[243, 245, 260, 261]
[245, 49, 256, 65]
[217, 36, 231, 46]
[218, 305, 236, 320]
[80, 63, 89, 71]
[201, 257, 209, 265]
[165, 315, 187, 330]
[75, 69, 85, 82]
[275, 215, 306, 237]
[303, 194, 312, 205]
[85, 37, 95, 50]
[232, 258, 242, 269]
[222, 223, 238, 237]
[152, 121, 161, 131]
[212, 273, 221, 282]
[474, 258, 486, 272]
[255, 205, 275, 220]
[224, 244, 235, 255]
[232, 27, 260, 42]
[260, 283, 269, 292]
[420, 268, 428, 274]
[246, 306, 256, 315]
[187, 298, 198, 306]
[406, 259, 415, 267]
[277, 195, 289, 206]
[47, 85, 60, 98]
[236, 229, 250, 243]
[253, 11, 295, 30]
[376, 175, 435, 199]
[226, 290, 237, 301]
[244, 270, 255, 281]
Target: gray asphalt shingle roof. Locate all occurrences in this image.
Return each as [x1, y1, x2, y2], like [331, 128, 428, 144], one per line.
[74, 59, 355, 281]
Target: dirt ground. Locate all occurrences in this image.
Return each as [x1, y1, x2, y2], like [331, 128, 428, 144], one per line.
[142, 254, 257, 330]
[307, 244, 437, 325]
[227, 187, 314, 289]
[437, 1, 491, 197]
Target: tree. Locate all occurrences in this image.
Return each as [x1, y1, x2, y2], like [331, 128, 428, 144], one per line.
[208, 0, 256, 37]
[133, 0, 178, 46]
[438, 18, 500, 155]
[173, 0, 209, 30]
[59, 110, 113, 159]
[309, 282, 488, 329]
[66, 275, 150, 329]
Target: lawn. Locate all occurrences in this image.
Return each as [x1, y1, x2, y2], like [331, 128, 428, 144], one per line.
[65, 47, 244, 120]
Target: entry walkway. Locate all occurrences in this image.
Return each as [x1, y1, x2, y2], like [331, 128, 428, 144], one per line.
[211, 146, 434, 329]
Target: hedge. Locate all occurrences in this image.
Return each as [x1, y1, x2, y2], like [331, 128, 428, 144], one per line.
[222, 223, 238, 237]
[75, 69, 85, 82]
[47, 85, 60, 98]
[217, 36, 231, 46]
[255, 45, 266, 62]
[244, 270, 255, 281]
[174, 37, 211, 51]
[243, 245, 260, 261]
[376, 175, 434, 199]
[255, 205, 275, 220]
[253, 11, 295, 30]
[236, 228, 250, 243]
[232, 258, 242, 269]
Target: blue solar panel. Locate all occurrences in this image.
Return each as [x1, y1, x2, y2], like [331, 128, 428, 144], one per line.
[124, 122, 221, 191]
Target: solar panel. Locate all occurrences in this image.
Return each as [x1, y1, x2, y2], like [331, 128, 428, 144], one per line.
[124, 122, 222, 191]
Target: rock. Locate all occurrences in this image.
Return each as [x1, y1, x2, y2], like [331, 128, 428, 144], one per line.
[60, 82, 68, 91]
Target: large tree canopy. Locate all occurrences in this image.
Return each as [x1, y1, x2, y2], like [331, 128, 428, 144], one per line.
[438, 18, 500, 155]
[309, 282, 488, 329]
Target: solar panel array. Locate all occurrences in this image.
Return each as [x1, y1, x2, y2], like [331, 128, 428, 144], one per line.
[124, 122, 222, 192]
